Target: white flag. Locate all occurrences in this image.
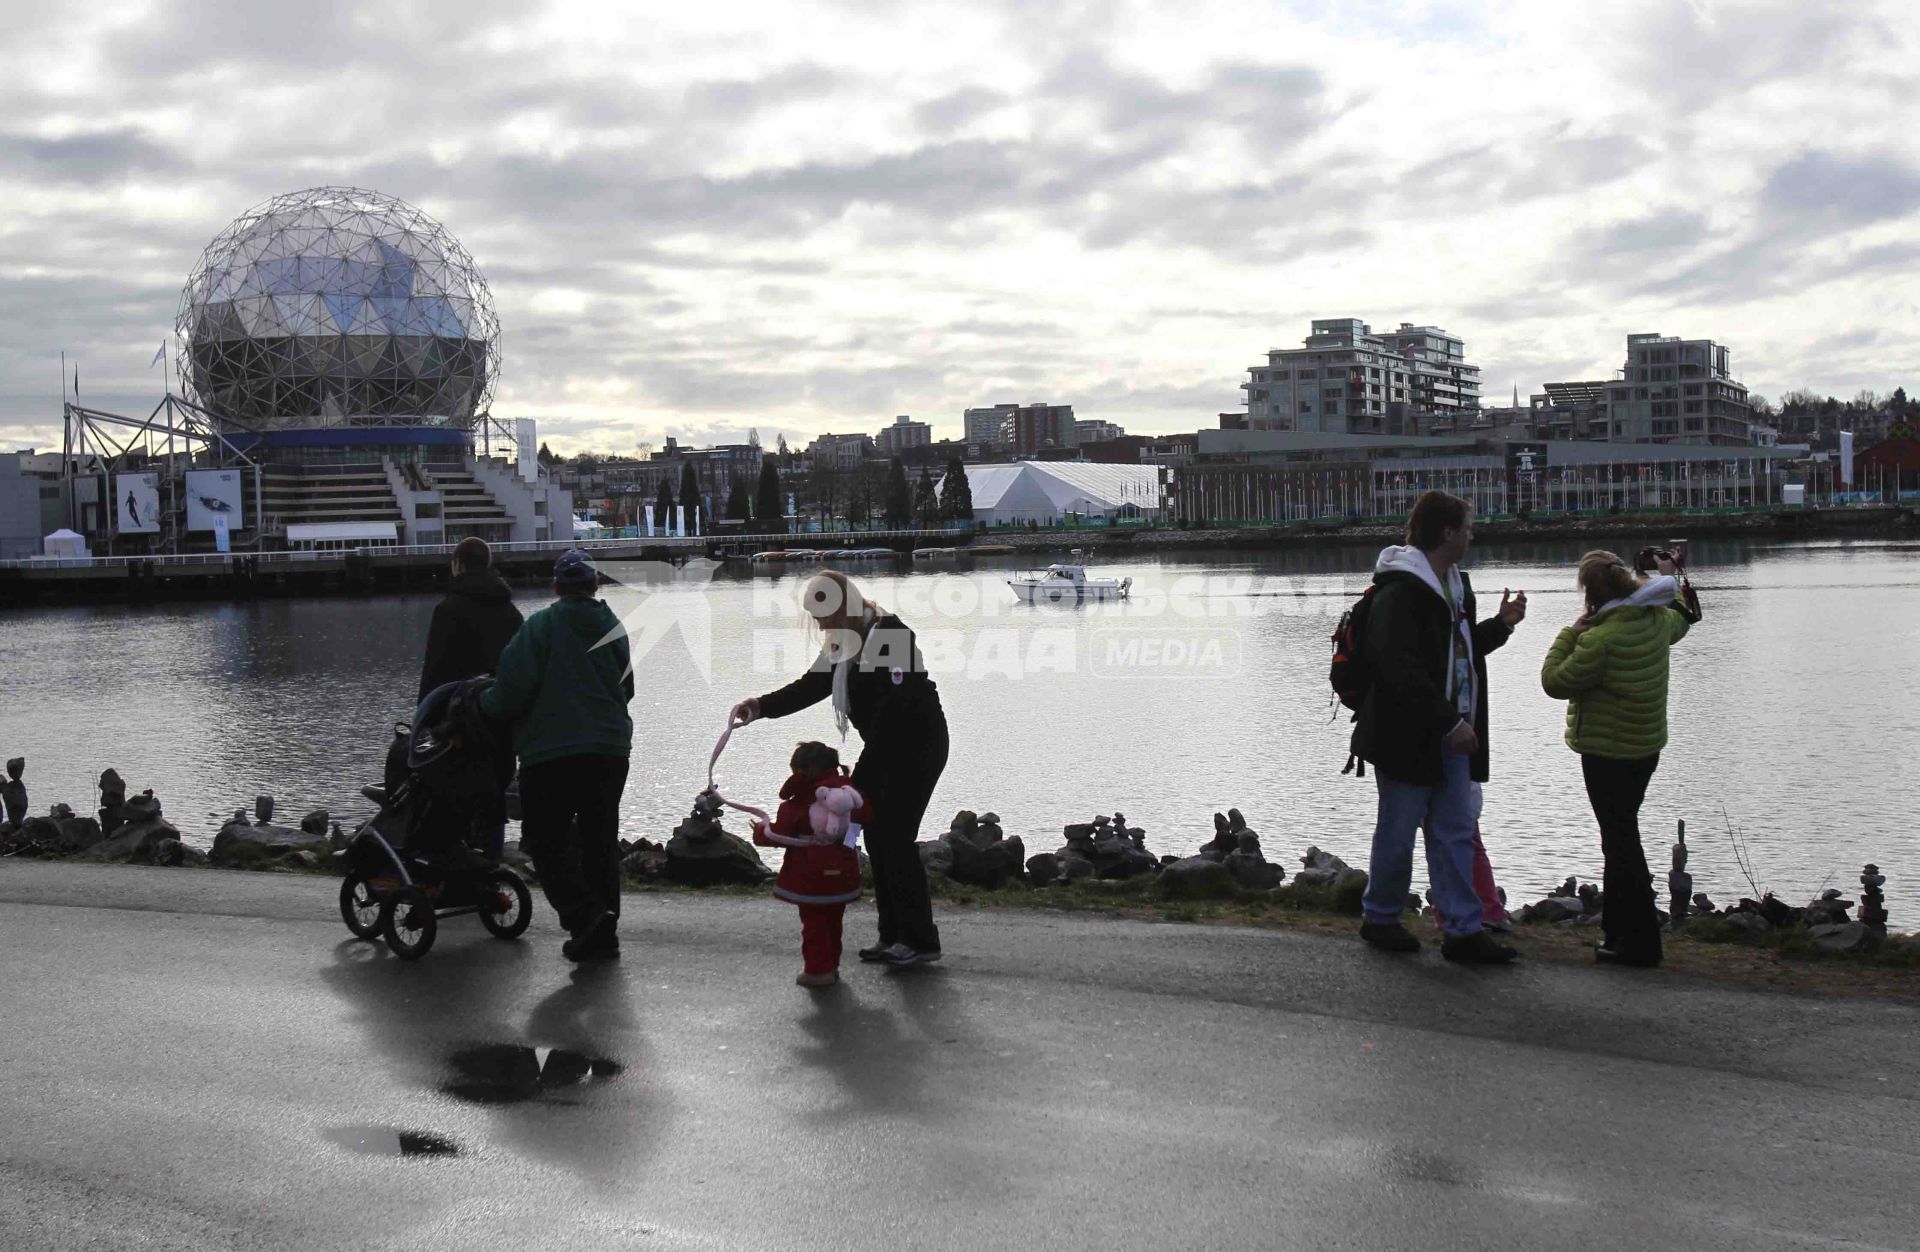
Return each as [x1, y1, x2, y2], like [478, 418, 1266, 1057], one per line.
[150, 342, 166, 368]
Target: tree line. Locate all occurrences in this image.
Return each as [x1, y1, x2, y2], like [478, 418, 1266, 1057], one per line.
[537, 443, 975, 535]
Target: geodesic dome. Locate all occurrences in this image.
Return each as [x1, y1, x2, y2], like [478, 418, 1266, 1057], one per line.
[176, 187, 499, 431]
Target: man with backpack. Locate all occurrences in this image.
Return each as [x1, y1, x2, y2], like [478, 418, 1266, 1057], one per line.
[1343, 491, 1526, 963]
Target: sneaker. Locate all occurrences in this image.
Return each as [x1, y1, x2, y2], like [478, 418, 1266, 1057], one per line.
[1485, 917, 1515, 935]
[1359, 922, 1422, 953]
[563, 913, 620, 962]
[1594, 944, 1661, 968]
[1440, 930, 1518, 964]
[796, 970, 839, 988]
[882, 942, 942, 967]
[857, 943, 893, 963]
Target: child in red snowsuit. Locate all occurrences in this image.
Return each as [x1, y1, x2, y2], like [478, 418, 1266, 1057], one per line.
[752, 742, 872, 987]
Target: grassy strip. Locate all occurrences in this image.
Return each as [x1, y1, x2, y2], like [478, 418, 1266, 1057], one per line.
[908, 874, 1920, 1000]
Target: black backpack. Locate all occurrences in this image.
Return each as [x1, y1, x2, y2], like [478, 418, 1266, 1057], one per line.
[1329, 586, 1376, 776]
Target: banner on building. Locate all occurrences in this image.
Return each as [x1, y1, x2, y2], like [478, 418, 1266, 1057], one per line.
[185, 468, 245, 531]
[516, 418, 538, 483]
[1505, 442, 1548, 508]
[1839, 430, 1855, 487]
[212, 514, 231, 554]
[116, 472, 160, 533]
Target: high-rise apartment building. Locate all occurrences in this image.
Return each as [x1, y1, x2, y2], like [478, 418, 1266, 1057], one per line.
[1602, 333, 1753, 445]
[1237, 318, 1482, 434]
[876, 414, 932, 454]
[1001, 403, 1078, 456]
[964, 404, 1017, 447]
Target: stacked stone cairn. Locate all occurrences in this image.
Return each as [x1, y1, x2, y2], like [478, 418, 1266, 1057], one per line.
[1858, 864, 1888, 936]
[0, 766, 200, 865]
[211, 795, 338, 868]
[1024, 812, 1158, 888]
[660, 790, 771, 886]
[1512, 862, 1891, 955]
[918, 810, 1025, 888]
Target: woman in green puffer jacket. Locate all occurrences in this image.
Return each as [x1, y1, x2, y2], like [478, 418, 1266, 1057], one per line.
[1540, 550, 1693, 968]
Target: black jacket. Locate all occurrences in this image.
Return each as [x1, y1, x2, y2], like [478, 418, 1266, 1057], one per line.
[418, 571, 525, 703]
[757, 614, 946, 769]
[1350, 566, 1511, 786]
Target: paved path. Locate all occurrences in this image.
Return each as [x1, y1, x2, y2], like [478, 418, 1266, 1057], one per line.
[1, 861, 1914, 1251]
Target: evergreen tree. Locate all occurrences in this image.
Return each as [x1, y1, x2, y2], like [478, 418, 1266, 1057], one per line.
[537, 441, 555, 468]
[914, 466, 938, 526]
[755, 454, 785, 534]
[653, 477, 675, 533]
[726, 471, 752, 521]
[885, 458, 913, 528]
[679, 461, 703, 531]
[939, 456, 973, 521]
[847, 466, 871, 526]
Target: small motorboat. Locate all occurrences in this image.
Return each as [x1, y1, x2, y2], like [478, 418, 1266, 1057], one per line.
[1007, 549, 1131, 603]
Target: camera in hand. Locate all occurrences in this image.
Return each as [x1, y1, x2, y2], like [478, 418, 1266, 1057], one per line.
[1633, 546, 1685, 574]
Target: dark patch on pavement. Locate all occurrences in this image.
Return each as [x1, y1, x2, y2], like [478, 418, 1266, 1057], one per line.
[324, 1124, 462, 1158]
[441, 1042, 624, 1105]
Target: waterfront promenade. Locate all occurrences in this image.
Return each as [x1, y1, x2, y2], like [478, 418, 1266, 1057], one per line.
[2, 860, 1913, 1251]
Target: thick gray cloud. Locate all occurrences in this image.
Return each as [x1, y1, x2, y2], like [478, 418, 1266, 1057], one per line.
[0, 0, 1915, 450]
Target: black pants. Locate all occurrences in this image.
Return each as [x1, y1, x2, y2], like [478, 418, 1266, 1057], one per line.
[1581, 752, 1662, 959]
[853, 715, 949, 953]
[519, 753, 629, 937]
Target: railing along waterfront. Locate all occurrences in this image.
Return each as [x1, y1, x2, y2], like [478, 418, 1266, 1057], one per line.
[0, 527, 975, 572]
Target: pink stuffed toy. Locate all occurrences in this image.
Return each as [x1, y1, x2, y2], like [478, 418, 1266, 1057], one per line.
[809, 784, 863, 845]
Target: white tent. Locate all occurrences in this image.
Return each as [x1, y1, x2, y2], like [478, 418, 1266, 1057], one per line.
[41, 529, 88, 558]
[942, 462, 1162, 527]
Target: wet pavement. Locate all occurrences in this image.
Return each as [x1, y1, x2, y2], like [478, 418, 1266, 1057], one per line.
[0, 859, 1915, 1251]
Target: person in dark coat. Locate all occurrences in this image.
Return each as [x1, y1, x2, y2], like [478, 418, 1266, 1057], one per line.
[731, 570, 948, 968]
[1350, 490, 1527, 964]
[418, 537, 524, 701]
[418, 537, 524, 859]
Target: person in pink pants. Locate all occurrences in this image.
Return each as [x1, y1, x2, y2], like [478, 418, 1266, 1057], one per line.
[1430, 782, 1511, 933]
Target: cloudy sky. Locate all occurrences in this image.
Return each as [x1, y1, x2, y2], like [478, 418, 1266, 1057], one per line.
[2, 0, 1916, 455]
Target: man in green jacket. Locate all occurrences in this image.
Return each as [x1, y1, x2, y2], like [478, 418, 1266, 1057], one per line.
[480, 549, 634, 961]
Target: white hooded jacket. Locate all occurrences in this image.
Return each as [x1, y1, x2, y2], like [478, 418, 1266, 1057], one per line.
[1373, 544, 1476, 721]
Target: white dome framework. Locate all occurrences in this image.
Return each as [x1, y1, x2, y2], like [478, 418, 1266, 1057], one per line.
[175, 186, 500, 432]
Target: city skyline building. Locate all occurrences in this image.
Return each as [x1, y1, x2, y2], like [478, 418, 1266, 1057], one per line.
[1601, 332, 1754, 445]
[876, 414, 932, 454]
[1002, 403, 1077, 456]
[964, 404, 1017, 447]
[1234, 318, 1482, 435]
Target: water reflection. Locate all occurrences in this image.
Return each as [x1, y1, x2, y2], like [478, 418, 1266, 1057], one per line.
[6, 539, 1918, 913]
[324, 1124, 461, 1158]
[442, 1042, 624, 1105]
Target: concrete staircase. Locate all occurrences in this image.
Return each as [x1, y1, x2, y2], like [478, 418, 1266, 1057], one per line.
[251, 464, 402, 534]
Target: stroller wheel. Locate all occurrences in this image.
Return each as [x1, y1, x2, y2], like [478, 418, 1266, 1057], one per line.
[384, 887, 438, 960]
[339, 872, 388, 940]
[478, 870, 533, 940]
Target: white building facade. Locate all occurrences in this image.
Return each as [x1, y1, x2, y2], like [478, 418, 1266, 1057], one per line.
[1238, 318, 1482, 435]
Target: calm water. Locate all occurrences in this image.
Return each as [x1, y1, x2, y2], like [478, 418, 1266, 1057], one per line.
[4, 539, 1917, 917]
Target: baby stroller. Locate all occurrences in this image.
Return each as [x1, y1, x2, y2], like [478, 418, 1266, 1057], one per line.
[338, 677, 532, 959]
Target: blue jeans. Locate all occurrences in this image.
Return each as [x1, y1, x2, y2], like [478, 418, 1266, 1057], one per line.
[1362, 751, 1485, 937]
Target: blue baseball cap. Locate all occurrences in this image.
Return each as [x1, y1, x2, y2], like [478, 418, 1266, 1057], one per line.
[553, 548, 599, 593]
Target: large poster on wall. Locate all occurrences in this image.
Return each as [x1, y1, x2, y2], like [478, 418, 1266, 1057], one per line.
[185, 468, 245, 531]
[116, 472, 160, 533]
